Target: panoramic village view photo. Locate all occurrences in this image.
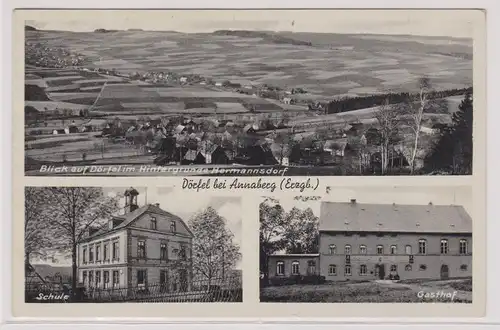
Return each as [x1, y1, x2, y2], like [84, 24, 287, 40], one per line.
[259, 186, 473, 303]
[24, 10, 474, 176]
[24, 186, 242, 302]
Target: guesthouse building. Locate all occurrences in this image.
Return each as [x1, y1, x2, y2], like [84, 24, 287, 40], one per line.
[268, 200, 472, 281]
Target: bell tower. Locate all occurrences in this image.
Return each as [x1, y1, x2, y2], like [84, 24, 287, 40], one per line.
[124, 187, 139, 213]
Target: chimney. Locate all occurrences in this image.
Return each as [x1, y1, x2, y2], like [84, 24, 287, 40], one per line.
[350, 199, 356, 205]
[124, 187, 139, 213]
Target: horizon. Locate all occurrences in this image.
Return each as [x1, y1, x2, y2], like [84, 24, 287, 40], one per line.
[22, 9, 479, 38]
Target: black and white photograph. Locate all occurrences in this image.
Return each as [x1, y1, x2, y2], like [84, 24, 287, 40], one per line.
[259, 186, 473, 303]
[23, 9, 474, 176]
[24, 186, 242, 303]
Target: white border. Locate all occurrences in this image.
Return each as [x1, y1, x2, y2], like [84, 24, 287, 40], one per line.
[2, 0, 499, 328]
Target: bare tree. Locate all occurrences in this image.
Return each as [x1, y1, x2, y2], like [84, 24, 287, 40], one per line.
[404, 77, 432, 174]
[39, 187, 119, 294]
[374, 100, 400, 175]
[189, 207, 241, 287]
[24, 187, 53, 266]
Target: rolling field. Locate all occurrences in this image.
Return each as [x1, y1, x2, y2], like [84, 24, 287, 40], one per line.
[26, 30, 473, 99]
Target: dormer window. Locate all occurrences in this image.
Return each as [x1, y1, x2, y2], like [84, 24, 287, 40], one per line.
[109, 221, 113, 230]
[150, 217, 157, 230]
[170, 221, 176, 233]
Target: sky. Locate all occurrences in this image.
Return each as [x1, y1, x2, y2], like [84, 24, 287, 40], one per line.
[24, 9, 479, 38]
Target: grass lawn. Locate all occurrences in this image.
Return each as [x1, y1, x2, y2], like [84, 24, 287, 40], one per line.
[260, 278, 472, 303]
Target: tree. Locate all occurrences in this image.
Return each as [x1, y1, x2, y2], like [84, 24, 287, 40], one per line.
[424, 92, 473, 174]
[189, 207, 241, 287]
[403, 77, 433, 174]
[24, 187, 53, 266]
[272, 130, 295, 165]
[39, 187, 118, 294]
[259, 198, 287, 277]
[374, 100, 401, 174]
[282, 207, 319, 254]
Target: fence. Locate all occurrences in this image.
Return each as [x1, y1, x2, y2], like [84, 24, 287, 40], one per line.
[25, 277, 242, 303]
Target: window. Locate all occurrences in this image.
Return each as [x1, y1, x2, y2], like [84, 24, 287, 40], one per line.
[419, 264, 427, 271]
[390, 245, 397, 255]
[104, 243, 109, 261]
[376, 245, 384, 255]
[82, 248, 87, 264]
[440, 239, 449, 254]
[137, 269, 147, 287]
[137, 240, 146, 258]
[328, 264, 337, 275]
[360, 264, 367, 275]
[329, 244, 336, 255]
[291, 261, 300, 275]
[344, 245, 351, 255]
[103, 271, 110, 289]
[150, 217, 157, 230]
[345, 265, 352, 276]
[112, 241, 119, 260]
[307, 260, 316, 275]
[95, 271, 101, 287]
[459, 239, 468, 255]
[359, 233, 367, 237]
[405, 264, 412, 271]
[82, 271, 87, 284]
[390, 265, 397, 272]
[460, 264, 468, 271]
[88, 271, 94, 287]
[170, 221, 176, 233]
[160, 243, 168, 260]
[112, 270, 119, 288]
[276, 261, 284, 276]
[96, 245, 101, 261]
[418, 239, 427, 254]
[405, 245, 412, 255]
[359, 245, 367, 254]
[89, 247, 94, 262]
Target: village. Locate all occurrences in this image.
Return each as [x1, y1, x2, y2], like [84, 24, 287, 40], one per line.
[24, 34, 472, 175]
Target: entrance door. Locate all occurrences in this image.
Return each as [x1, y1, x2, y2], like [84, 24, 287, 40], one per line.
[440, 264, 449, 280]
[307, 260, 316, 275]
[179, 269, 188, 292]
[375, 264, 385, 280]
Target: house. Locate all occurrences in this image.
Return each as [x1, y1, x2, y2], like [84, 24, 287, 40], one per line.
[65, 125, 79, 134]
[323, 139, 349, 157]
[268, 200, 472, 281]
[77, 188, 194, 293]
[243, 124, 259, 134]
[215, 82, 223, 87]
[203, 145, 234, 165]
[52, 129, 66, 135]
[179, 77, 188, 84]
[182, 150, 206, 165]
[235, 144, 278, 166]
[174, 124, 187, 135]
[282, 97, 293, 105]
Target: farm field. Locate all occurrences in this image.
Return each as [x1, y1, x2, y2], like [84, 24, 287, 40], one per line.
[26, 30, 472, 99]
[260, 278, 473, 303]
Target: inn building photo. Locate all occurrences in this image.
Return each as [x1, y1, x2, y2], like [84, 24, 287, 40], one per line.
[259, 186, 473, 303]
[24, 186, 242, 303]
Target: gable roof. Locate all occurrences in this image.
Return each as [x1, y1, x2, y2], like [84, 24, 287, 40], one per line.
[81, 204, 194, 242]
[319, 202, 472, 234]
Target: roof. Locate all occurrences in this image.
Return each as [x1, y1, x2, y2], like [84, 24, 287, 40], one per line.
[81, 204, 194, 241]
[324, 138, 348, 150]
[174, 124, 186, 134]
[319, 202, 472, 234]
[184, 149, 203, 161]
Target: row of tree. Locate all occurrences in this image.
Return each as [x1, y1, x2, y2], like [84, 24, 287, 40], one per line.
[325, 86, 472, 115]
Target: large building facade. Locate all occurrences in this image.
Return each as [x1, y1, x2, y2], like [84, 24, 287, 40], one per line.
[268, 200, 472, 281]
[76, 188, 194, 293]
